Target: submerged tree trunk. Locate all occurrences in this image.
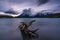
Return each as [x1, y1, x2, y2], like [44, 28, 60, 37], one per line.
[20, 30, 32, 40]
[18, 20, 39, 40]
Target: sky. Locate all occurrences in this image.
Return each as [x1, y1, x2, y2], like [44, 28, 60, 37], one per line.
[0, 0, 60, 16]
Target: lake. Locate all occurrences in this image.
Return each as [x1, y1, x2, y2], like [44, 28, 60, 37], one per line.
[0, 18, 60, 40]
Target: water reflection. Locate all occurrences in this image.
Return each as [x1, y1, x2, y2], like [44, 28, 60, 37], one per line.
[0, 18, 60, 40]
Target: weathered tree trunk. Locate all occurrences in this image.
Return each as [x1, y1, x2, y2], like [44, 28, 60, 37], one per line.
[20, 30, 32, 40]
[19, 20, 39, 40]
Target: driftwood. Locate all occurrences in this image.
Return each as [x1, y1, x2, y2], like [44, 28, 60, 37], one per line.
[18, 20, 39, 40]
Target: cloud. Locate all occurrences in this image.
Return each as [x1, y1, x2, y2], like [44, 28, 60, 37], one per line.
[0, 0, 60, 15]
[0, 11, 21, 17]
[38, 0, 49, 5]
[0, 0, 11, 11]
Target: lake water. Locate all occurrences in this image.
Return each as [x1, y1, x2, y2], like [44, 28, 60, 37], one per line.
[0, 18, 60, 40]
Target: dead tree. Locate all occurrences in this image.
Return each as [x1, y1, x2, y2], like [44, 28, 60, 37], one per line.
[18, 20, 39, 40]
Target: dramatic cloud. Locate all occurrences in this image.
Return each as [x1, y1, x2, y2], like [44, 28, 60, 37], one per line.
[0, 12, 20, 17]
[0, 0, 60, 15]
[38, 0, 49, 5]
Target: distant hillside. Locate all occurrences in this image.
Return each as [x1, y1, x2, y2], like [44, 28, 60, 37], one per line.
[52, 13, 60, 18]
[0, 15, 13, 18]
[0, 13, 60, 18]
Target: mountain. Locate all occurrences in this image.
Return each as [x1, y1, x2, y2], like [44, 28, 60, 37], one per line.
[17, 8, 32, 18]
[17, 9, 60, 18]
[0, 8, 60, 18]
